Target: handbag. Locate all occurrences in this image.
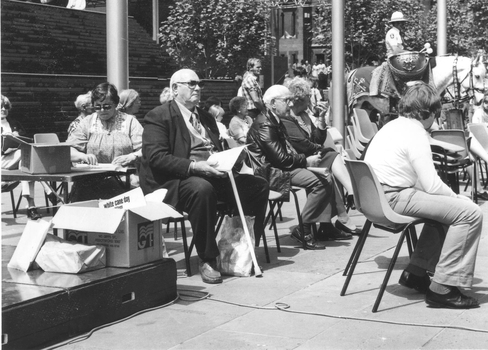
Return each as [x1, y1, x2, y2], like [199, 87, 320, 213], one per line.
[246, 149, 291, 201]
[217, 215, 255, 277]
[1, 149, 21, 170]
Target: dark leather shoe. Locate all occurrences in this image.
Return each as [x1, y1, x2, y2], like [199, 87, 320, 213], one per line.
[27, 207, 41, 220]
[346, 194, 356, 210]
[317, 223, 353, 241]
[426, 287, 479, 309]
[199, 260, 222, 284]
[291, 227, 326, 250]
[399, 270, 431, 293]
[476, 191, 488, 201]
[335, 220, 362, 236]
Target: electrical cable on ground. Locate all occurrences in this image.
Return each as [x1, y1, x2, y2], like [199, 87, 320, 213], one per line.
[179, 289, 488, 335]
[43, 287, 488, 349]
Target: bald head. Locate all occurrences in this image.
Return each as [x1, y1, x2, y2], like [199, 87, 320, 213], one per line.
[263, 85, 294, 119]
[170, 69, 202, 109]
[263, 85, 293, 106]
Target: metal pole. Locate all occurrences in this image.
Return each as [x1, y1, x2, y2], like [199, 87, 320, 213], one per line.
[331, 0, 345, 141]
[106, 0, 129, 91]
[271, 7, 275, 85]
[152, 0, 159, 43]
[437, 0, 447, 55]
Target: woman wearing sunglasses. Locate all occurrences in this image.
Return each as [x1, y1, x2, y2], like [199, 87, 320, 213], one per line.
[67, 82, 143, 201]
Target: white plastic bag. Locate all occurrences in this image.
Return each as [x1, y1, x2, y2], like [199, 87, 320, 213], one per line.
[35, 234, 106, 274]
[217, 215, 255, 277]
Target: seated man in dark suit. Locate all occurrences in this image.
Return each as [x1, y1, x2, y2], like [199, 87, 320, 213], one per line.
[247, 84, 337, 250]
[139, 69, 269, 284]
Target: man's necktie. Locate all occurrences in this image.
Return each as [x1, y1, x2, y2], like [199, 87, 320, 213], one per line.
[190, 113, 202, 134]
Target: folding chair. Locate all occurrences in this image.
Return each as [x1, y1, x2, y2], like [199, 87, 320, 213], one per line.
[430, 129, 473, 196]
[341, 159, 444, 312]
[1, 181, 22, 218]
[467, 123, 488, 189]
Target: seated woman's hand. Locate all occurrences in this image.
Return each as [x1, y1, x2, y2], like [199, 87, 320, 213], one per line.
[82, 154, 98, 165]
[306, 154, 322, 167]
[112, 154, 136, 167]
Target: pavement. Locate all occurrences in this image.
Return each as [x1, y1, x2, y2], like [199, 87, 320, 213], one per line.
[2, 182, 488, 350]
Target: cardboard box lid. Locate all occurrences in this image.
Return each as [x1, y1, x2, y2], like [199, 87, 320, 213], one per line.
[4, 134, 78, 148]
[130, 202, 183, 221]
[7, 219, 51, 272]
[52, 201, 183, 234]
[53, 206, 125, 233]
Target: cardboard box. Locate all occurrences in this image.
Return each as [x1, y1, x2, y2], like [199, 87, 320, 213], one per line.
[4, 134, 72, 174]
[52, 200, 182, 268]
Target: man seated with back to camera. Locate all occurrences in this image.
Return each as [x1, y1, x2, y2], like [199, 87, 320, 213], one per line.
[247, 84, 338, 250]
[139, 69, 269, 284]
[364, 82, 482, 309]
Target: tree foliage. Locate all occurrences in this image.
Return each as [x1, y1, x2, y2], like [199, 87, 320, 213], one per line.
[160, 0, 270, 78]
[313, 0, 488, 67]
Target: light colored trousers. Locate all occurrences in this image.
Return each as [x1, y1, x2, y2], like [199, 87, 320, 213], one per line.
[385, 188, 483, 287]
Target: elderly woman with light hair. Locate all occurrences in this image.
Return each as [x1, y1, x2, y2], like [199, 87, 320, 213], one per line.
[68, 91, 93, 136]
[282, 76, 359, 238]
[159, 87, 171, 104]
[117, 89, 141, 116]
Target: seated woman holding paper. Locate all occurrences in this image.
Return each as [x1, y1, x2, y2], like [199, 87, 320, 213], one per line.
[282, 77, 358, 238]
[67, 82, 143, 201]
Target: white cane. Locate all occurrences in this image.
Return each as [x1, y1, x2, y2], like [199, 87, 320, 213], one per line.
[227, 171, 263, 277]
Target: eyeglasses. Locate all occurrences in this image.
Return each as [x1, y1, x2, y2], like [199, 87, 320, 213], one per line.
[176, 81, 205, 89]
[1, 104, 11, 110]
[93, 104, 114, 111]
[274, 97, 293, 104]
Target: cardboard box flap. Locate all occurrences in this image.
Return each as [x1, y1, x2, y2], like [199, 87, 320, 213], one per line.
[129, 202, 183, 221]
[53, 206, 125, 233]
[4, 134, 80, 147]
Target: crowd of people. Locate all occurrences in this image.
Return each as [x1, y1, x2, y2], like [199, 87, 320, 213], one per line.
[1, 51, 485, 309]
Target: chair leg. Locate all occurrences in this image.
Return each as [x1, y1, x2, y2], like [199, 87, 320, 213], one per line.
[259, 227, 270, 263]
[9, 190, 17, 219]
[372, 225, 411, 313]
[15, 191, 23, 214]
[290, 190, 307, 249]
[343, 219, 369, 276]
[341, 220, 372, 296]
[269, 200, 281, 253]
[179, 218, 192, 277]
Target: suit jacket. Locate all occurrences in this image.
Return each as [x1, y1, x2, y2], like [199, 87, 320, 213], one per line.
[139, 100, 222, 207]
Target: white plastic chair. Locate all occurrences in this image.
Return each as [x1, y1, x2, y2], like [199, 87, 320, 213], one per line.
[341, 159, 444, 312]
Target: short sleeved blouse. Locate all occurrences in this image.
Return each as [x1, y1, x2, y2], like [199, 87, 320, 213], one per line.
[68, 111, 143, 163]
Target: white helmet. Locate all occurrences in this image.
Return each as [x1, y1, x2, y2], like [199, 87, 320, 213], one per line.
[389, 11, 409, 23]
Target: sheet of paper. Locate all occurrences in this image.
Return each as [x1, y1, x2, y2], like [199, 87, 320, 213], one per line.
[8, 219, 51, 272]
[72, 163, 128, 172]
[207, 145, 247, 172]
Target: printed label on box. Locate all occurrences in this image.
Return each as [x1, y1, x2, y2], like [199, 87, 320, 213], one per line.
[66, 230, 88, 244]
[138, 221, 154, 250]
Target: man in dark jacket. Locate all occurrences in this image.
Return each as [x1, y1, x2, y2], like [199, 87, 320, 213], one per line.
[139, 69, 269, 284]
[247, 84, 335, 250]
